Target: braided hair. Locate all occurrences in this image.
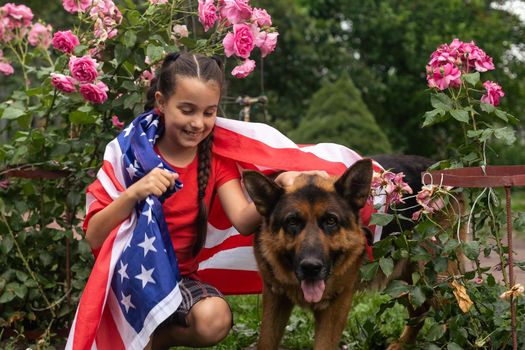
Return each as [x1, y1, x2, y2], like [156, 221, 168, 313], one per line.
[144, 52, 225, 257]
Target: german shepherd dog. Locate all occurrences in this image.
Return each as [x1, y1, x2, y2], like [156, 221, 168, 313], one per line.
[243, 155, 460, 350]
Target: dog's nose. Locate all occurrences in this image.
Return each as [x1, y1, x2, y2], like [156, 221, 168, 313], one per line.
[299, 258, 323, 278]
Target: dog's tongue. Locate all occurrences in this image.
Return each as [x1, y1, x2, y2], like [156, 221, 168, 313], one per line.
[301, 280, 325, 303]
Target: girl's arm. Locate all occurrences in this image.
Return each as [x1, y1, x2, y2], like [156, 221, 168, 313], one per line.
[217, 170, 329, 235]
[217, 179, 261, 235]
[85, 168, 178, 249]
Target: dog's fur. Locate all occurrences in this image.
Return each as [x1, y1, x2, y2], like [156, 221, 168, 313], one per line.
[243, 155, 464, 350]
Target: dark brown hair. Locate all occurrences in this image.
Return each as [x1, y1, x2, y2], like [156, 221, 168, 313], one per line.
[145, 52, 224, 257]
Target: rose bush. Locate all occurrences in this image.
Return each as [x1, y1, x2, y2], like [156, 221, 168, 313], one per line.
[0, 0, 278, 346]
[365, 38, 525, 348]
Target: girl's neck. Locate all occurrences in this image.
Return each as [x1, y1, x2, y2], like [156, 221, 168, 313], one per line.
[156, 136, 197, 168]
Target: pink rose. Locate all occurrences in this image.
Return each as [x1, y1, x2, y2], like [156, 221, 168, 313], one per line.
[51, 73, 76, 93]
[198, 0, 217, 32]
[0, 17, 8, 42]
[480, 80, 505, 106]
[219, 0, 252, 24]
[223, 23, 255, 58]
[231, 59, 255, 78]
[256, 31, 278, 57]
[1, 3, 33, 29]
[251, 8, 271, 27]
[0, 61, 14, 76]
[0, 179, 9, 189]
[28, 23, 52, 48]
[427, 62, 461, 90]
[112, 115, 125, 128]
[62, 0, 92, 14]
[149, 0, 168, 4]
[52, 30, 80, 54]
[80, 81, 108, 104]
[69, 55, 98, 83]
[414, 185, 451, 217]
[172, 24, 189, 40]
[140, 68, 155, 84]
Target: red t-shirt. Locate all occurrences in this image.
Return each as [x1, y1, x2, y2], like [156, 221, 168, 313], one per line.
[83, 149, 240, 279]
[156, 149, 240, 279]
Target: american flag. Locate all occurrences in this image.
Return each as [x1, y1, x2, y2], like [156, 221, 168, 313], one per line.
[66, 110, 383, 350]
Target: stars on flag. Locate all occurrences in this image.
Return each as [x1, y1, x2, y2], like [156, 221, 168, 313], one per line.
[135, 265, 156, 288]
[142, 197, 155, 224]
[138, 233, 157, 257]
[121, 292, 135, 313]
[123, 122, 134, 137]
[117, 261, 129, 283]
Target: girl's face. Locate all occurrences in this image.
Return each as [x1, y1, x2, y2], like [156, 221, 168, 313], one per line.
[156, 76, 220, 152]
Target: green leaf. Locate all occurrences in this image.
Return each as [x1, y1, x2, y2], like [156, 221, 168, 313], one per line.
[462, 72, 480, 86]
[0, 235, 14, 255]
[462, 241, 480, 260]
[411, 286, 426, 307]
[11, 282, 27, 299]
[447, 342, 463, 350]
[70, 110, 96, 124]
[146, 44, 165, 63]
[450, 109, 469, 123]
[115, 44, 131, 63]
[123, 30, 137, 48]
[426, 323, 446, 341]
[370, 213, 393, 226]
[494, 109, 508, 122]
[26, 87, 43, 97]
[422, 109, 447, 127]
[39, 252, 53, 266]
[125, 9, 141, 25]
[431, 93, 453, 112]
[178, 37, 197, 49]
[360, 261, 379, 281]
[480, 102, 496, 113]
[379, 257, 394, 277]
[384, 280, 410, 298]
[1, 107, 25, 120]
[434, 256, 449, 272]
[0, 289, 15, 303]
[493, 127, 516, 145]
[15, 270, 29, 283]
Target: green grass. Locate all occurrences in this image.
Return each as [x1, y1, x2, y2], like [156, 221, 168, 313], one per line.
[177, 292, 407, 350]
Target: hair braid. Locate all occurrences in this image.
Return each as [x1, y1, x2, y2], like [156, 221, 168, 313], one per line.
[193, 130, 214, 256]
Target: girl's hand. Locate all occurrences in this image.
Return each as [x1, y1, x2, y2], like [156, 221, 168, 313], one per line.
[127, 168, 179, 201]
[275, 170, 330, 187]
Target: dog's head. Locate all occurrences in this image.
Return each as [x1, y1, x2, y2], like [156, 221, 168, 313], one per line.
[243, 159, 373, 304]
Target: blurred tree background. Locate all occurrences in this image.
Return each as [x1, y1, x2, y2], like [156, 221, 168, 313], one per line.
[4, 0, 524, 162]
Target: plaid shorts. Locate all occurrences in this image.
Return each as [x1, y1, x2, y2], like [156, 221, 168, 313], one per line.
[160, 277, 228, 327]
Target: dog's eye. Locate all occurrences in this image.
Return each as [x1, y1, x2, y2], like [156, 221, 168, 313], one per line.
[324, 215, 338, 227]
[321, 214, 339, 233]
[285, 216, 300, 227]
[325, 216, 337, 226]
[283, 215, 303, 235]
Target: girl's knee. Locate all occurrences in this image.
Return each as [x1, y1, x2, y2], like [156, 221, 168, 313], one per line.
[190, 297, 232, 343]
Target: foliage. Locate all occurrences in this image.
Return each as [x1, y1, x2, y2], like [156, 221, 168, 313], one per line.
[297, 0, 525, 160]
[289, 73, 392, 155]
[0, 0, 278, 345]
[362, 38, 525, 349]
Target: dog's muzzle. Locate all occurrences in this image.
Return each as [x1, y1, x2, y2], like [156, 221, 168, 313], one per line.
[296, 257, 329, 303]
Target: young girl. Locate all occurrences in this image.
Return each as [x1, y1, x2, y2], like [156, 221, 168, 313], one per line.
[84, 52, 320, 349]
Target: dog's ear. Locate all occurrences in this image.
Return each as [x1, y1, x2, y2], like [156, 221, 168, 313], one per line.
[243, 170, 284, 217]
[334, 159, 373, 211]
